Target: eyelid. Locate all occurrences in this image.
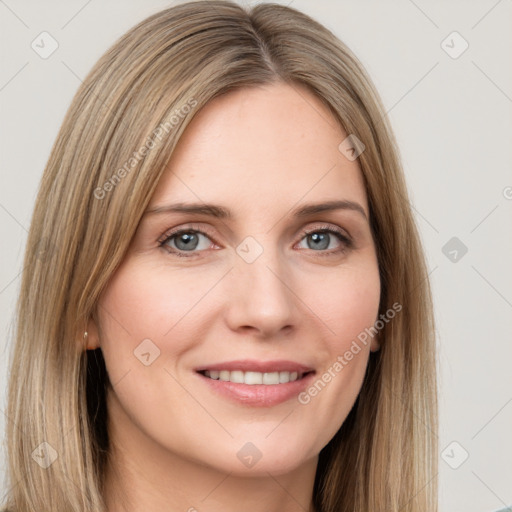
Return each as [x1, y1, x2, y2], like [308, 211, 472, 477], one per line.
[298, 223, 351, 241]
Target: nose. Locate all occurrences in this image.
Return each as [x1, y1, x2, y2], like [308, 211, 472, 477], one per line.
[223, 243, 298, 339]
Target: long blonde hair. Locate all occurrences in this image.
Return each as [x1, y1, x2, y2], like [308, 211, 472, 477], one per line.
[2, 1, 437, 510]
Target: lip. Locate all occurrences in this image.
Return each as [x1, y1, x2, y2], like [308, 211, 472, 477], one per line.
[195, 359, 314, 374]
[194, 359, 316, 407]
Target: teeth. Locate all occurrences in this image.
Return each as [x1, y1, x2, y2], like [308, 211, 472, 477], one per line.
[262, 372, 279, 385]
[219, 370, 230, 382]
[244, 371, 263, 385]
[203, 370, 302, 385]
[230, 370, 244, 383]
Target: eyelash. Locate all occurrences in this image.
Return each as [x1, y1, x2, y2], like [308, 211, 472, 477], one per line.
[157, 223, 353, 258]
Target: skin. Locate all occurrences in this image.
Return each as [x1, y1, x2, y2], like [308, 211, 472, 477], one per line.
[87, 82, 381, 512]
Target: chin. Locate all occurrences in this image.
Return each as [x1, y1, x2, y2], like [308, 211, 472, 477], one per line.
[195, 436, 319, 477]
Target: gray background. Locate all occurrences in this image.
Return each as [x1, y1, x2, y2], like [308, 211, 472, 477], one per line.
[1, 1, 511, 510]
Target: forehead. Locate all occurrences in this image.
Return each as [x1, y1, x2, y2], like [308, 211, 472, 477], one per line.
[149, 82, 369, 219]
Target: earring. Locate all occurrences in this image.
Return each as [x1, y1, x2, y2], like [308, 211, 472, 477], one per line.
[83, 331, 91, 350]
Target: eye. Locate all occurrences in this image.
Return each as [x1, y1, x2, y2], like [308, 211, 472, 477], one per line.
[158, 223, 353, 258]
[295, 224, 353, 256]
[158, 224, 217, 257]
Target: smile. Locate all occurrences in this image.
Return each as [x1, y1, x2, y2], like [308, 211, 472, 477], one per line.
[195, 360, 316, 407]
[200, 370, 305, 385]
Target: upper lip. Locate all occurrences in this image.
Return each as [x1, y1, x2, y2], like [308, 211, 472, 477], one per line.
[195, 359, 315, 374]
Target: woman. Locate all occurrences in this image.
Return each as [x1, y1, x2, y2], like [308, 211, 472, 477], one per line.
[2, 1, 438, 511]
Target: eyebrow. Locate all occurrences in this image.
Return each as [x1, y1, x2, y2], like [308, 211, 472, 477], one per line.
[144, 199, 368, 221]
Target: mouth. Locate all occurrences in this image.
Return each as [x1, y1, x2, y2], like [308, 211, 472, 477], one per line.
[198, 369, 313, 385]
[194, 360, 316, 407]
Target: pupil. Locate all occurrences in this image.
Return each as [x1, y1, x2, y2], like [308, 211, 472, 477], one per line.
[309, 232, 328, 250]
[176, 233, 198, 250]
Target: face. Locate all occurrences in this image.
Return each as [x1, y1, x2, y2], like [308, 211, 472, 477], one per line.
[92, 82, 381, 478]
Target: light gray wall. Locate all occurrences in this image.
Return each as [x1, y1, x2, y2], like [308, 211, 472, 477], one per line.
[1, 1, 511, 510]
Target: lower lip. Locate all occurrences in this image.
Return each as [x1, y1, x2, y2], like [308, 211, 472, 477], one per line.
[197, 372, 316, 407]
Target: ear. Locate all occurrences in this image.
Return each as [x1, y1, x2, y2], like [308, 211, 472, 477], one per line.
[82, 316, 101, 351]
[370, 335, 380, 353]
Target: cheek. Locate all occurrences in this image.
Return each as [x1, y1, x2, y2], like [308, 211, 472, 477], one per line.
[96, 259, 212, 377]
[324, 264, 381, 386]
[307, 262, 381, 347]
[292, 264, 380, 444]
